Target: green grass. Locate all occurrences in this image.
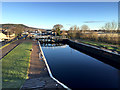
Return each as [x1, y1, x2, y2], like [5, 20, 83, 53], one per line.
[75, 39, 120, 52]
[2, 42, 32, 89]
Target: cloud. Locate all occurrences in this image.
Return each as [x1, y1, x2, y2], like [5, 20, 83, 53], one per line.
[84, 21, 105, 23]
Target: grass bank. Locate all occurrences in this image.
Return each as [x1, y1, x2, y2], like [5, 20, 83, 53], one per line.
[2, 42, 32, 89]
[71, 39, 120, 53]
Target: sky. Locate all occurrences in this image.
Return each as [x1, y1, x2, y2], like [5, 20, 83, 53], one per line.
[2, 2, 118, 30]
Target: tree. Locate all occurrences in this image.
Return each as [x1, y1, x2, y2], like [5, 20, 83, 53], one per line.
[118, 22, 120, 31]
[101, 21, 117, 32]
[53, 24, 63, 36]
[80, 25, 90, 33]
[68, 25, 80, 38]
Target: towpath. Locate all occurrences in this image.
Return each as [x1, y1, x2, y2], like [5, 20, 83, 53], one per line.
[21, 41, 65, 89]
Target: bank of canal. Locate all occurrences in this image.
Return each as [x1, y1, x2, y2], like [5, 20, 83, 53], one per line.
[41, 43, 120, 89]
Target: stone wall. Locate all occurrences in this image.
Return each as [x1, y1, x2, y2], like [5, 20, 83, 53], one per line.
[66, 39, 120, 69]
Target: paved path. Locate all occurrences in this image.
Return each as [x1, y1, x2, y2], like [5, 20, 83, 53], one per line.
[21, 41, 65, 90]
[29, 41, 49, 78]
[0, 39, 24, 60]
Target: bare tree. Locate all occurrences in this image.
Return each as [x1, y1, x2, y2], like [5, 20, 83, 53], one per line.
[118, 22, 120, 31]
[102, 21, 117, 32]
[80, 25, 90, 33]
[68, 25, 81, 39]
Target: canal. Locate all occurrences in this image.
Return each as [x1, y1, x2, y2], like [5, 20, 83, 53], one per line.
[41, 43, 120, 89]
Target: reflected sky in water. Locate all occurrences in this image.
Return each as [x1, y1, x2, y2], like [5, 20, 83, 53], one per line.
[42, 44, 120, 89]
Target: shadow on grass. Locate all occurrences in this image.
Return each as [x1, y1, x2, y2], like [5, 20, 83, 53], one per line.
[2, 42, 32, 89]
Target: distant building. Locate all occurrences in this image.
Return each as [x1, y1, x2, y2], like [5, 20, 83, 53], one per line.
[1, 29, 15, 40]
[46, 29, 52, 35]
[52, 31, 57, 36]
[22, 31, 29, 35]
[0, 32, 8, 41]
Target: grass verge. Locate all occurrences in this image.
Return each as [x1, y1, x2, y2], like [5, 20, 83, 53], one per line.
[2, 42, 32, 89]
[73, 39, 120, 53]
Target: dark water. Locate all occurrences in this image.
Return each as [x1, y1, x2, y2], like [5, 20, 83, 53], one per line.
[41, 43, 120, 89]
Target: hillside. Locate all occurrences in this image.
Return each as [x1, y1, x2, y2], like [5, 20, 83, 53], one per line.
[1, 24, 46, 36]
[2, 24, 39, 31]
[2, 24, 46, 32]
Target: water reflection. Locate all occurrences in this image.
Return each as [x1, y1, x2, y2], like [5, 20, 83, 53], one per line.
[40, 42, 66, 47]
[70, 45, 120, 70]
[42, 43, 120, 89]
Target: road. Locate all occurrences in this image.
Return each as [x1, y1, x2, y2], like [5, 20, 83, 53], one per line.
[0, 39, 24, 60]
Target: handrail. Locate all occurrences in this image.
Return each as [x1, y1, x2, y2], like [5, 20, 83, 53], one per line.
[38, 41, 71, 90]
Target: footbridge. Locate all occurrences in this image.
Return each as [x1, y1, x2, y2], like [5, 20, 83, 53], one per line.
[34, 35, 67, 43]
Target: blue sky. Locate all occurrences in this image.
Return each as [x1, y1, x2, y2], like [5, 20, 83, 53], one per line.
[2, 2, 118, 30]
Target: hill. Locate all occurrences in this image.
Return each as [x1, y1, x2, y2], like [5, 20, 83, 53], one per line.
[1, 24, 46, 36]
[2, 24, 39, 31]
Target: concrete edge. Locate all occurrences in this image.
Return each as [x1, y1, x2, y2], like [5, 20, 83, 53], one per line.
[38, 41, 71, 90]
[69, 39, 120, 56]
[68, 39, 120, 64]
